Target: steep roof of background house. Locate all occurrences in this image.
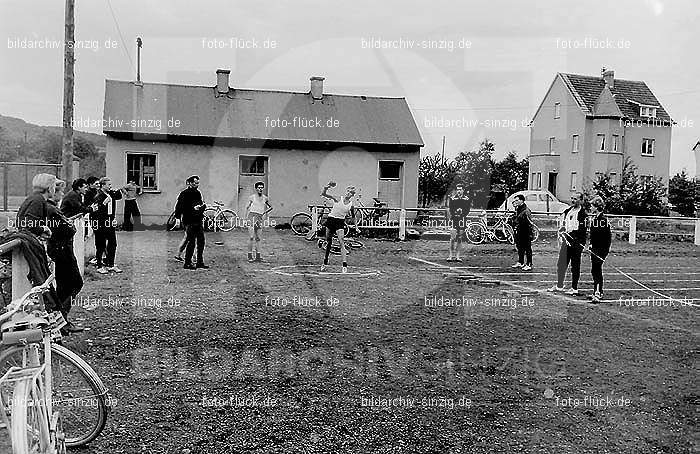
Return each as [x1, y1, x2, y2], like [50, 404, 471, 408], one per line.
[559, 73, 672, 123]
[103, 80, 424, 147]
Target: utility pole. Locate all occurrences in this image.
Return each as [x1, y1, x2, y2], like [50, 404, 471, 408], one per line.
[61, 0, 75, 183]
[136, 37, 143, 83]
[441, 136, 445, 163]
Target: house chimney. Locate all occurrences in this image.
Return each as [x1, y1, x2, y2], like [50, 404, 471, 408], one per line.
[310, 76, 324, 100]
[216, 69, 230, 94]
[603, 69, 615, 88]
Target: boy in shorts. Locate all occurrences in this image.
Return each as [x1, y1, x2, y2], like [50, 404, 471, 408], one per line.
[245, 181, 273, 262]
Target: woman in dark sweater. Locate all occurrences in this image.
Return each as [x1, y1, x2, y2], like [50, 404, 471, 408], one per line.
[511, 194, 534, 271]
[587, 196, 612, 302]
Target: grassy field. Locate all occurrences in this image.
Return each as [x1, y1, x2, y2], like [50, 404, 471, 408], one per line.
[3, 229, 698, 453]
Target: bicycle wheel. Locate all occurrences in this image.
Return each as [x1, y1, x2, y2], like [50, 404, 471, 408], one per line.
[531, 224, 540, 242]
[290, 213, 312, 236]
[216, 209, 238, 232]
[165, 212, 179, 231]
[202, 209, 218, 232]
[493, 224, 511, 243]
[0, 344, 109, 447]
[466, 223, 486, 244]
[504, 225, 515, 244]
[11, 378, 50, 454]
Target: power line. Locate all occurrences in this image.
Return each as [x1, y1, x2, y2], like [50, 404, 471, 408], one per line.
[105, 0, 135, 75]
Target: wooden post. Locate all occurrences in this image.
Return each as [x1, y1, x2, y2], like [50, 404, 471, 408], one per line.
[629, 216, 637, 245]
[11, 248, 31, 300]
[311, 206, 318, 235]
[694, 219, 700, 246]
[62, 0, 75, 183]
[2, 163, 7, 212]
[399, 209, 406, 240]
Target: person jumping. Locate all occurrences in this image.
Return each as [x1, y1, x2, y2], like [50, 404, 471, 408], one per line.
[319, 180, 358, 273]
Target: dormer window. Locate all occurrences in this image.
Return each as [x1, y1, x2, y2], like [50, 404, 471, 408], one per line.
[640, 106, 657, 118]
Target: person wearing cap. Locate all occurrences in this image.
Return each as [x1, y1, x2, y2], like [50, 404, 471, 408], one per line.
[92, 177, 124, 274]
[46, 179, 85, 334]
[174, 175, 208, 269]
[16, 173, 56, 239]
[587, 196, 612, 302]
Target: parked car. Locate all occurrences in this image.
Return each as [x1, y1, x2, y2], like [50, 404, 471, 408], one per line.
[499, 190, 570, 214]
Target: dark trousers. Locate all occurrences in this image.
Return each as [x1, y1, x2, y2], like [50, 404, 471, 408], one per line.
[94, 229, 117, 267]
[184, 223, 205, 265]
[516, 232, 532, 266]
[123, 200, 141, 231]
[591, 253, 605, 294]
[557, 243, 582, 289]
[52, 246, 83, 321]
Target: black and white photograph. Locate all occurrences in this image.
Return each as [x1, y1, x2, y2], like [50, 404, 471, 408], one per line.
[0, 0, 698, 452]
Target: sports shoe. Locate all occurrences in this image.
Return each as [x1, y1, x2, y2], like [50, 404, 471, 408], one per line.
[591, 292, 601, 303]
[565, 288, 579, 296]
[320, 264, 328, 272]
[174, 255, 184, 262]
[88, 257, 98, 266]
[64, 322, 85, 333]
[511, 263, 523, 268]
[183, 263, 196, 270]
[546, 285, 563, 292]
[107, 266, 123, 273]
[522, 265, 532, 271]
[446, 257, 455, 262]
[96, 267, 109, 275]
[342, 266, 348, 274]
[454, 258, 463, 262]
[195, 263, 209, 269]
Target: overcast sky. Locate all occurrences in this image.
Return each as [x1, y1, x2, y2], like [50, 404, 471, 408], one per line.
[1, 0, 698, 176]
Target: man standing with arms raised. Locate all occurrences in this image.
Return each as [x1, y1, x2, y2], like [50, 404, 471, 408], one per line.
[447, 184, 471, 262]
[174, 175, 208, 270]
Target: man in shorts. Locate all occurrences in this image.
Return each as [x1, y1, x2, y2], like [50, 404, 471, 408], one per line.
[245, 181, 273, 262]
[447, 184, 471, 262]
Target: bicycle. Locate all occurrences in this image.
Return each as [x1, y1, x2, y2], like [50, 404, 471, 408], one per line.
[167, 201, 238, 232]
[466, 213, 515, 244]
[354, 192, 389, 228]
[290, 204, 352, 240]
[316, 227, 364, 255]
[0, 277, 110, 451]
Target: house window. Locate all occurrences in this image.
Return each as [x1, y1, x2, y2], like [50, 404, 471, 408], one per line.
[641, 138, 655, 156]
[531, 172, 536, 189]
[572, 135, 579, 153]
[378, 161, 402, 180]
[537, 172, 542, 189]
[570, 172, 577, 191]
[640, 106, 657, 118]
[240, 156, 266, 175]
[597, 134, 606, 151]
[610, 172, 617, 185]
[126, 153, 157, 190]
[594, 171, 603, 182]
[612, 135, 619, 152]
[554, 102, 561, 119]
[549, 137, 556, 154]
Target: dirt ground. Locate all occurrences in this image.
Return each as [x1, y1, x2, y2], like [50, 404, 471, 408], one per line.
[15, 229, 699, 453]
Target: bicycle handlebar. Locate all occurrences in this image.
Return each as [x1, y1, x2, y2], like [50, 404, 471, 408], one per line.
[0, 274, 56, 323]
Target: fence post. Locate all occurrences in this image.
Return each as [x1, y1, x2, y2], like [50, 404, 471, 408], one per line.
[629, 216, 637, 245]
[399, 209, 406, 240]
[311, 206, 318, 235]
[2, 163, 7, 212]
[695, 219, 700, 246]
[73, 215, 85, 277]
[11, 248, 32, 300]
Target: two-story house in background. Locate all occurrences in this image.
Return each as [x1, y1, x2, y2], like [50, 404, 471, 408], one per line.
[529, 69, 672, 203]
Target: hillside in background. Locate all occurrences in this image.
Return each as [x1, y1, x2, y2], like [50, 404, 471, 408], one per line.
[0, 114, 105, 177]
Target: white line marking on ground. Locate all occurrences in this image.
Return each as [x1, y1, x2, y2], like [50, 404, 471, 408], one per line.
[409, 256, 698, 335]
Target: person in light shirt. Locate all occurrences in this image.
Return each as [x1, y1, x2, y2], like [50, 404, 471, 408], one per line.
[319, 180, 359, 273]
[547, 192, 588, 295]
[245, 181, 273, 262]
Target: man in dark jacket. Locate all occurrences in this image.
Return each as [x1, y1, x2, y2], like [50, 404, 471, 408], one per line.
[47, 180, 84, 333]
[60, 178, 93, 218]
[16, 173, 56, 238]
[547, 192, 588, 295]
[174, 175, 208, 270]
[92, 177, 123, 274]
[587, 196, 612, 302]
[511, 194, 534, 271]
